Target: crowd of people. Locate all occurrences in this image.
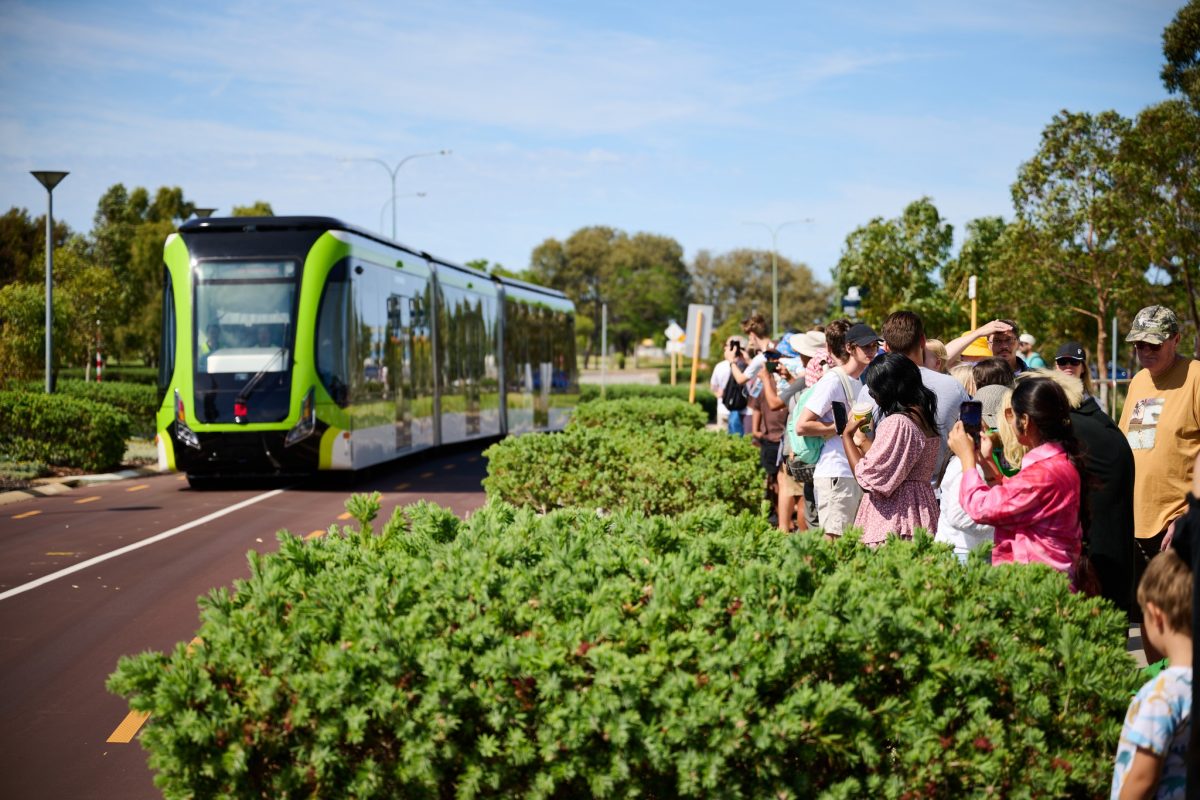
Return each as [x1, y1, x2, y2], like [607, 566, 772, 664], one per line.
[711, 303, 1199, 795]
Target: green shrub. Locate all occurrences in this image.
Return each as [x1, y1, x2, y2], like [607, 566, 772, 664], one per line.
[0, 390, 131, 472]
[109, 500, 1138, 799]
[568, 397, 707, 432]
[483, 425, 760, 515]
[657, 365, 716, 386]
[579, 383, 717, 422]
[35, 379, 160, 438]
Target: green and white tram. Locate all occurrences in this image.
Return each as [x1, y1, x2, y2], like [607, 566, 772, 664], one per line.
[155, 216, 577, 485]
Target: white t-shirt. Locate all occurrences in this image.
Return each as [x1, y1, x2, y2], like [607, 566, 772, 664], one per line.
[803, 368, 861, 478]
[710, 361, 733, 413]
[935, 456, 994, 556]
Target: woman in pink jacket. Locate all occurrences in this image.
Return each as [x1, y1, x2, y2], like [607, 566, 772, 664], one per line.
[947, 377, 1090, 587]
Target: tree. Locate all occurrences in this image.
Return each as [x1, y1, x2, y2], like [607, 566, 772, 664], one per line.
[1122, 99, 1200, 358]
[527, 226, 690, 363]
[1162, 0, 1200, 110]
[1010, 109, 1145, 383]
[832, 197, 953, 330]
[0, 207, 70, 288]
[690, 248, 831, 332]
[231, 201, 274, 216]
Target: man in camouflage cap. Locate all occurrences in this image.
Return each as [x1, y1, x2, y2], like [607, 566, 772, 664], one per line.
[1118, 304, 1200, 653]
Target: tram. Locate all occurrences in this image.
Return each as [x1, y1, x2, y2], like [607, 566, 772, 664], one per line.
[154, 216, 577, 485]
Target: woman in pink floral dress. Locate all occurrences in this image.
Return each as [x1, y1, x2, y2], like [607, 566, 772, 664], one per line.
[842, 353, 941, 544]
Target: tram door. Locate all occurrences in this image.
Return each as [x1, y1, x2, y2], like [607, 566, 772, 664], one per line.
[386, 294, 412, 450]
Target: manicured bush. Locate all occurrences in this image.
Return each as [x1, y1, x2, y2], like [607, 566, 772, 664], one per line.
[109, 499, 1138, 799]
[657, 365, 716, 386]
[59, 365, 159, 385]
[37, 379, 159, 438]
[483, 424, 761, 515]
[568, 397, 708, 432]
[579, 383, 717, 422]
[0, 390, 131, 472]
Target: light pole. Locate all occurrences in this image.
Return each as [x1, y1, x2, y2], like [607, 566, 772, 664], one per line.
[744, 218, 813, 338]
[347, 150, 450, 240]
[31, 171, 68, 393]
[379, 193, 427, 235]
[193, 207, 217, 219]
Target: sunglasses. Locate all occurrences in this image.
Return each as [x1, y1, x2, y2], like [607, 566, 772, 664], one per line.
[1055, 357, 1083, 367]
[1133, 341, 1163, 352]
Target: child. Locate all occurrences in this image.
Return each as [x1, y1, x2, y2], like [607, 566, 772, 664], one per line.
[1110, 549, 1193, 799]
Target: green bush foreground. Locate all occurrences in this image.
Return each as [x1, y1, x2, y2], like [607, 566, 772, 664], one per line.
[109, 499, 1136, 799]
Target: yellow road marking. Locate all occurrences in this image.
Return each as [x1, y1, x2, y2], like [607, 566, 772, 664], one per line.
[466, 455, 479, 462]
[419, 471, 434, 478]
[395, 482, 411, 491]
[126, 484, 149, 493]
[304, 530, 326, 540]
[442, 463, 455, 470]
[107, 710, 150, 743]
[46, 551, 75, 556]
[337, 512, 352, 520]
[13, 510, 41, 519]
[74, 496, 101, 504]
[176, 475, 187, 481]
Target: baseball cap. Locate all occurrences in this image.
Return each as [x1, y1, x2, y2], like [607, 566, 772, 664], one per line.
[846, 323, 882, 348]
[1055, 342, 1085, 362]
[1126, 305, 1179, 345]
[974, 384, 1008, 429]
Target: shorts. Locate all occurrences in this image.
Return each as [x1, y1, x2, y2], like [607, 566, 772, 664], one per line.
[759, 439, 782, 476]
[777, 462, 804, 497]
[813, 475, 863, 536]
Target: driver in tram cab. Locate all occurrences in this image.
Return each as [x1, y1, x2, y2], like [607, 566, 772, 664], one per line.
[255, 325, 277, 348]
[201, 323, 221, 356]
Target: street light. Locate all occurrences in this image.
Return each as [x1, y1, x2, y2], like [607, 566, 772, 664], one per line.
[192, 207, 217, 219]
[345, 150, 450, 240]
[379, 193, 427, 235]
[744, 218, 813, 338]
[31, 170, 68, 393]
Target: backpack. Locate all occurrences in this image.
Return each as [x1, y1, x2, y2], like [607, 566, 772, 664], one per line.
[721, 367, 749, 412]
[786, 367, 855, 465]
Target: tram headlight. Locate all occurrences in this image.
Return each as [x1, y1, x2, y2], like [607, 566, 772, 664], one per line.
[174, 389, 201, 450]
[285, 388, 316, 447]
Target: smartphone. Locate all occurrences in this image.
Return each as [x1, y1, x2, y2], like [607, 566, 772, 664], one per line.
[832, 401, 848, 435]
[960, 400, 983, 447]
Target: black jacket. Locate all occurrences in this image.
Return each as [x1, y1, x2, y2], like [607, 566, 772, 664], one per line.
[1071, 396, 1136, 615]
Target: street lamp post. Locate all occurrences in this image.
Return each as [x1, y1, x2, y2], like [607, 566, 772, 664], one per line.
[348, 150, 450, 240]
[379, 193, 427, 236]
[192, 207, 217, 219]
[744, 218, 813, 338]
[31, 171, 68, 393]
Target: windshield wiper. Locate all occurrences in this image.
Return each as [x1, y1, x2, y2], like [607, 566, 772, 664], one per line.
[234, 324, 290, 420]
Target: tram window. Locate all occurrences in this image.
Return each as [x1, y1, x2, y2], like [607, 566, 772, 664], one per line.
[157, 267, 176, 398]
[316, 274, 352, 406]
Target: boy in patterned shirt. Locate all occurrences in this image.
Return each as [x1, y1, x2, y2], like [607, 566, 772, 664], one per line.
[1111, 548, 1193, 798]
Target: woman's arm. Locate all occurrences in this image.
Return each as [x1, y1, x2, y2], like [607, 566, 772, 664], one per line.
[1117, 747, 1163, 800]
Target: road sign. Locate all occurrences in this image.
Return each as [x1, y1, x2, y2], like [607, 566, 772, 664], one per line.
[682, 304, 713, 360]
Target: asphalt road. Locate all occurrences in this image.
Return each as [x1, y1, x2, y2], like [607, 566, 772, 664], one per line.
[0, 445, 491, 799]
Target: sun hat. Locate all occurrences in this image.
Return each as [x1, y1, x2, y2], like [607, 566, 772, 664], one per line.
[974, 384, 1009, 429]
[961, 335, 992, 358]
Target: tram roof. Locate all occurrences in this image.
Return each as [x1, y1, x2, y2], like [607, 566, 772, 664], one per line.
[178, 215, 570, 304]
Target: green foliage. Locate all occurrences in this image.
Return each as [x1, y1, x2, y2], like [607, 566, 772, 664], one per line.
[528, 227, 690, 359]
[0, 390, 131, 472]
[1161, 0, 1200, 109]
[0, 206, 70, 288]
[59, 365, 158, 384]
[109, 504, 1137, 799]
[568, 397, 708, 431]
[579, 383, 716, 422]
[230, 201, 275, 217]
[690, 247, 832, 334]
[484, 423, 759, 515]
[657, 365, 716, 387]
[39, 379, 159, 437]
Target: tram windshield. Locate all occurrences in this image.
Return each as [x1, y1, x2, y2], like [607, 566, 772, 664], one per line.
[194, 260, 297, 423]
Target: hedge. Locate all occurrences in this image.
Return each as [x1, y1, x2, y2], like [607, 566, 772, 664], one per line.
[657, 365, 717, 386]
[483, 424, 761, 515]
[568, 397, 708, 432]
[108, 499, 1138, 799]
[33, 379, 159, 438]
[0, 390, 131, 472]
[59, 365, 158, 385]
[579, 384, 717, 422]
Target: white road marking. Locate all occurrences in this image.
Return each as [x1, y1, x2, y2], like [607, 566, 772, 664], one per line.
[0, 489, 287, 602]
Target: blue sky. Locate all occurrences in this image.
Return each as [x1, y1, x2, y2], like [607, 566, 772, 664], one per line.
[0, 0, 1180, 283]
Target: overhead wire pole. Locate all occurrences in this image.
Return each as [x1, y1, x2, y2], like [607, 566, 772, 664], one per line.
[744, 219, 813, 338]
[344, 151, 450, 240]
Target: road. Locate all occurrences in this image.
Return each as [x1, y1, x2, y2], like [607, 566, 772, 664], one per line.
[0, 445, 490, 799]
